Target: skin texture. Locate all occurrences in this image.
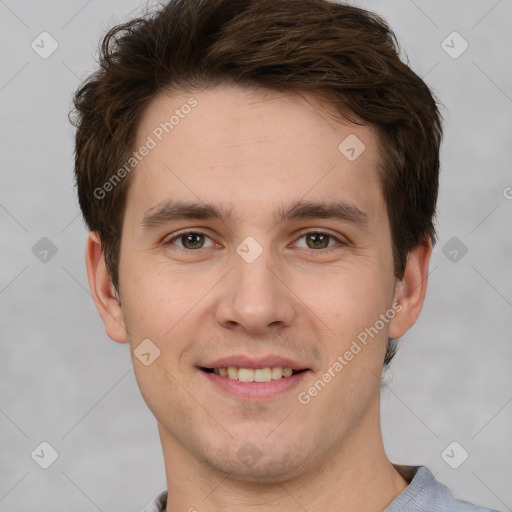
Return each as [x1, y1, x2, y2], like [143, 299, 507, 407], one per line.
[86, 85, 431, 511]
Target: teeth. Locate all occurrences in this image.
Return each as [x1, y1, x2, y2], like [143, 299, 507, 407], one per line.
[271, 367, 283, 379]
[254, 368, 272, 382]
[227, 367, 239, 379]
[212, 366, 298, 382]
[238, 368, 254, 382]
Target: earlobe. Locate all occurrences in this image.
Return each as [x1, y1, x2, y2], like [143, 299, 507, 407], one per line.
[388, 238, 432, 340]
[85, 231, 129, 344]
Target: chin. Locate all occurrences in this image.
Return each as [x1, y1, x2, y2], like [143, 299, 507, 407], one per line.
[197, 438, 311, 484]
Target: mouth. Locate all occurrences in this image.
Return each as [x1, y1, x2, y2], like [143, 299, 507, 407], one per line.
[197, 354, 312, 400]
[198, 364, 311, 401]
[200, 366, 309, 382]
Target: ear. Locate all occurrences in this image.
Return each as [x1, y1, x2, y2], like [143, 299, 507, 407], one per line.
[388, 238, 432, 339]
[85, 231, 128, 344]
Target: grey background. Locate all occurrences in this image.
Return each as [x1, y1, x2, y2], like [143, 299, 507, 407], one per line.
[0, 0, 511, 510]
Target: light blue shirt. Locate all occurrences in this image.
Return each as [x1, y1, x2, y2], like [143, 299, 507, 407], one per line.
[141, 465, 501, 512]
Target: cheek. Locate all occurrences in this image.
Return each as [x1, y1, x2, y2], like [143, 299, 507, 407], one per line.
[130, 352, 192, 430]
[302, 260, 391, 335]
[120, 260, 196, 342]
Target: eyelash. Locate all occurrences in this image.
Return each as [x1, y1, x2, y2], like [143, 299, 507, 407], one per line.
[164, 229, 345, 253]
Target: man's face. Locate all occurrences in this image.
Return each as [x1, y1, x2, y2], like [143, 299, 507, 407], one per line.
[116, 85, 402, 480]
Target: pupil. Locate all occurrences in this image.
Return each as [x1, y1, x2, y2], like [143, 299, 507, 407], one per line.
[184, 233, 203, 249]
[181, 233, 329, 250]
[308, 233, 328, 249]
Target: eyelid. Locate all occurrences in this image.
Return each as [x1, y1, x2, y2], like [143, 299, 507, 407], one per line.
[164, 229, 216, 249]
[164, 228, 347, 250]
[292, 229, 346, 250]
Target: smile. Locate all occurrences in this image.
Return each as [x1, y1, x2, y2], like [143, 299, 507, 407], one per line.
[201, 366, 307, 382]
[199, 367, 311, 401]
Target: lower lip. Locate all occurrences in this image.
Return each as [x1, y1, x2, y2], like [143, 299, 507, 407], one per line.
[199, 369, 311, 401]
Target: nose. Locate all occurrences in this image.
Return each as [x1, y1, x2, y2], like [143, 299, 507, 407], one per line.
[214, 245, 297, 335]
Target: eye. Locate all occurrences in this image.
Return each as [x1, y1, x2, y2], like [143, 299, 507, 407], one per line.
[294, 231, 343, 250]
[164, 230, 344, 252]
[165, 231, 215, 250]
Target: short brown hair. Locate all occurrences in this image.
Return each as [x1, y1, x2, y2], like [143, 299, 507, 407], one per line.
[71, 0, 443, 370]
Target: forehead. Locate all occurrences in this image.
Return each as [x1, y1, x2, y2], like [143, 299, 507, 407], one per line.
[126, 85, 385, 228]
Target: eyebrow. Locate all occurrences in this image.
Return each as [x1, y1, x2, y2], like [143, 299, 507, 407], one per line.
[139, 199, 369, 231]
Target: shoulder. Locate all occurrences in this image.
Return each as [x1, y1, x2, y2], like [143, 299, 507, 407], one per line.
[386, 465, 501, 512]
[140, 489, 168, 512]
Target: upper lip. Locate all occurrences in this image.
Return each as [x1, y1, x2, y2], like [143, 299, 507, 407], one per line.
[201, 355, 310, 371]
